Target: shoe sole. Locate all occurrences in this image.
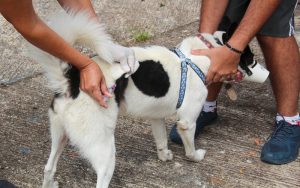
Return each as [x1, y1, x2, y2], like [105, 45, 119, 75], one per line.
[260, 149, 299, 165]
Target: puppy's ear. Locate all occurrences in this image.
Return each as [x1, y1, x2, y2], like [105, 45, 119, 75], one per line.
[226, 22, 238, 38]
[218, 16, 231, 31]
[240, 46, 254, 67]
[218, 16, 238, 43]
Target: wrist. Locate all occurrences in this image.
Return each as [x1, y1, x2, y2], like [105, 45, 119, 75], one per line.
[222, 45, 241, 65]
[227, 35, 249, 53]
[73, 57, 95, 71]
[224, 42, 244, 55]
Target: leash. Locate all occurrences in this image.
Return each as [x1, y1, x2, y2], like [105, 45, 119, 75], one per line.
[171, 48, 206, 109]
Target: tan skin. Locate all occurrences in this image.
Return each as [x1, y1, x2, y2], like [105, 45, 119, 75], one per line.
[0, 0, 111, 108]
[194, 0, 300, 116]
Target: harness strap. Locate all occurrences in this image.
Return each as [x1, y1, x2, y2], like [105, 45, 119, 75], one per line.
[171, 48, 206, 109]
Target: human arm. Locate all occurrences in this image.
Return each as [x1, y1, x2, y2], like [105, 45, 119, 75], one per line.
[0, 0, 111, 107]
[57, 0, 98, 18]
[194, 0, 282, 83]
[58, 0, 139, 77]
[198, 0, 229, 34]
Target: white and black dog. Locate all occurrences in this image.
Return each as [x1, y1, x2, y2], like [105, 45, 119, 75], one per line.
[29, 10, 254, 188]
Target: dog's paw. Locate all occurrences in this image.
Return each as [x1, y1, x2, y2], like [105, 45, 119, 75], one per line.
[158, 149, 173, 161]
[186, 149, 206, 162]
[52, 181, 59, 188]
[42, 180, 59, 188]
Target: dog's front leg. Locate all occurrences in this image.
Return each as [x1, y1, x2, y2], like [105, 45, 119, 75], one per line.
[150, 119, 173, 161]
[177, 120, 206, 162]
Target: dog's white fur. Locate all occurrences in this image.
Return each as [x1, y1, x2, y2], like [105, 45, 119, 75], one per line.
[29, 10, 213, 188]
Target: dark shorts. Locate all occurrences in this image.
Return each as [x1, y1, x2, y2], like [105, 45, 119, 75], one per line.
[218, 0, 298, 37]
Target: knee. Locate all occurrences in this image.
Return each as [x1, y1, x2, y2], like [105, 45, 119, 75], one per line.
[176, 120, 189, 130]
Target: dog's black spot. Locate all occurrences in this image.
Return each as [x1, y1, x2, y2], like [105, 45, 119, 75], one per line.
[131, 60, 170, 98]
[64, 65, 80, 99]
[114, 75, 128, 106]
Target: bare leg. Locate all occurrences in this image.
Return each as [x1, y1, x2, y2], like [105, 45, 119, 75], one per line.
[206, 82, 223, 101]
[257, 35, 300, 116]
[42, 111, 68, 188]
[150, 119, 173, 161]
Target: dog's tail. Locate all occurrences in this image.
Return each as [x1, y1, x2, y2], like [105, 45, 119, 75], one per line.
[28, 10, 113, 94]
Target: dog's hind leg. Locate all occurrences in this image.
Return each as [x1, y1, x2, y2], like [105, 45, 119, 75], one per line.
[42, 110, 68, 188]
[150, 119, 173, 161]
[77, 132, 115, 188]
[101, 151, 115, 188]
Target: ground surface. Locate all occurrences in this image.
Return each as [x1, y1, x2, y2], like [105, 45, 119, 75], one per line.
[1, 1, 300, 188]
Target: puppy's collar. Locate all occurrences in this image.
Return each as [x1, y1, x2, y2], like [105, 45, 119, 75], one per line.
[171, 48, 206, 109]
[197, 34, 214, 49]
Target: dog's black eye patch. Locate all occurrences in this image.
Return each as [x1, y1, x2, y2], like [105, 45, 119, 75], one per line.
[64, 65, 80, 99]
[131, 60, 170, 98]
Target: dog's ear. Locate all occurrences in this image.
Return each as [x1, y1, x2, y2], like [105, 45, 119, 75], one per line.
[218, 16, 239, 43]
[224, 25, 239, 43]
[239, 46, 255, 75]
[240, 46, 254, 66]
[218, 16, 231, 32]
[226, 22, 238, 38]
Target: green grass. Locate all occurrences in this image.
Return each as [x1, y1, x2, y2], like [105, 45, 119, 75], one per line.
[132, 31, 151, 42]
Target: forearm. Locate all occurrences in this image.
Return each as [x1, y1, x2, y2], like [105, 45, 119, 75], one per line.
[199, 0, 229, 33]
[228, 0, 282, 51]
[57, 0, 98, 20]
[0, 0, 92, 70]
[21, 18, 92, 70]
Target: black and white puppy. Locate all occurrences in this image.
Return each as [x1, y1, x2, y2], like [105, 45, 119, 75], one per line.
[29, 11, 227, 188]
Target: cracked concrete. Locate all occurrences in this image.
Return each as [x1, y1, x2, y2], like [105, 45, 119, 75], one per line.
[1, 1, 300, 188]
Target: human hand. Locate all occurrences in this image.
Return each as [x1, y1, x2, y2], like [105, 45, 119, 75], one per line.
[79, 61, 112, 108]
[109, 43, 139, 78]
[192, 45, 240, 84]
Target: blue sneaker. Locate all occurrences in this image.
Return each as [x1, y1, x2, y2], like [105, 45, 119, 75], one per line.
[261, 120, 300, 164]
[169, 111, 218, 145]
[0, 180, 17, 188]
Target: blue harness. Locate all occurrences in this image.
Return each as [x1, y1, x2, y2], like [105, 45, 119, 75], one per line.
[171, 48, 206, 109]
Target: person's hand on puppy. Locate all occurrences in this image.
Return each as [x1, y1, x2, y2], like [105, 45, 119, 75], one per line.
[78, 60, 112, 108]
[192, 45, 241, 84]
[109, 43, 140, 78]
[193, 33, 242, 84]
